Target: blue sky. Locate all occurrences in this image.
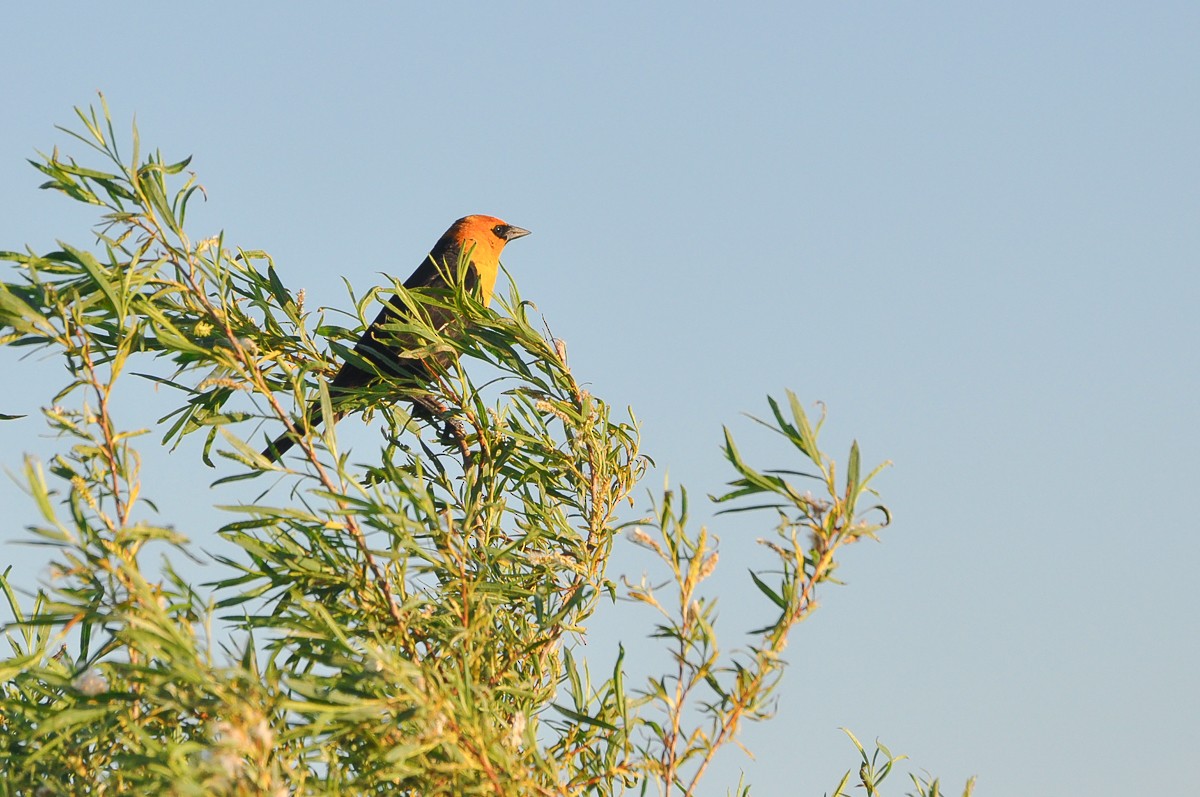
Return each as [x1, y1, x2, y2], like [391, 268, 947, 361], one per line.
[2, 3, 1198, 794]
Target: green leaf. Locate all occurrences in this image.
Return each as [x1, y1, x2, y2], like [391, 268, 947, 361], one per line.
[846, 440, 861, 506]
[318, 378, 336, 456]
[62, 243, 123, 319]
[266, 264, 293, 310]
[0, 284, 53, 337]
[785, 389, 820, 460]
[550, 703, 619, 731]
[137, 163, 182, 237]
[52, 162, 121, 181]
[748, 569, 787, 610]
[161, 154, 193, 175]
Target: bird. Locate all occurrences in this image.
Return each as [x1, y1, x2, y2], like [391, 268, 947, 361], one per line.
[261, 214, 531, 463]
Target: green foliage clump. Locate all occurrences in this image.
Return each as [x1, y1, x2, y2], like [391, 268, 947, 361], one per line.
[0, 98, 968, 797]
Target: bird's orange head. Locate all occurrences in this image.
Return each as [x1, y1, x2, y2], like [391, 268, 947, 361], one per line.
[434, 215, 530, 303]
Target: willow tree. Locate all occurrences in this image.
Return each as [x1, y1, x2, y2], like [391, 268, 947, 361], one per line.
[0, 100, 964, 797]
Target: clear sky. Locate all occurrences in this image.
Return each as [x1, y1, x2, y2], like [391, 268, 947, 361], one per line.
[2, 3, 1197, 794]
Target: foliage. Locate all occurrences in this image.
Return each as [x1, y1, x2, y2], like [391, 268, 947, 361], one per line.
[0, 99, 967, 796]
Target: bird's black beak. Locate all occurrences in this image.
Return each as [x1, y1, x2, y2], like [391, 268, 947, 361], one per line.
[503, 225, 531, 241]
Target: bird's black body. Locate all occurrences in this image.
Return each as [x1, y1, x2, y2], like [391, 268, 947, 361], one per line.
[261, 215, 529, 463]
[327, 248, 483, 394]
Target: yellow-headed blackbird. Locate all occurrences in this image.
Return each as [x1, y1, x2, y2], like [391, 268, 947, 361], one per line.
[262, 214, 530, 462]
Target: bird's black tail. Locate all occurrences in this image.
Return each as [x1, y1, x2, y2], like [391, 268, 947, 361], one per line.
[261, 402, 327, 463]
[260, 393, 450, 465]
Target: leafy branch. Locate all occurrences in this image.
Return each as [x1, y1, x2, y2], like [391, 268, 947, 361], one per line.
[0, 98, 971, 796]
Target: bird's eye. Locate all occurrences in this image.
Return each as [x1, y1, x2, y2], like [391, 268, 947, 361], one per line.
[492, 224, 507, 238]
